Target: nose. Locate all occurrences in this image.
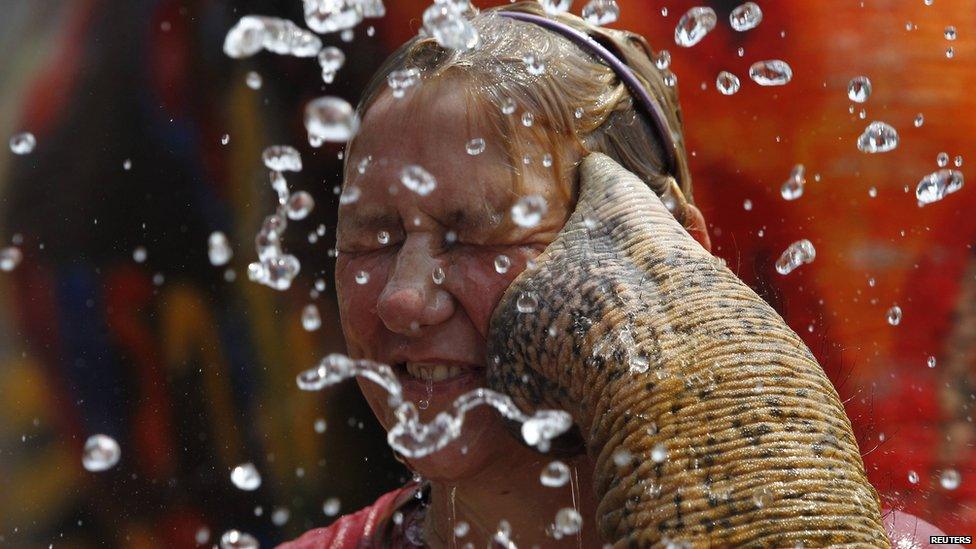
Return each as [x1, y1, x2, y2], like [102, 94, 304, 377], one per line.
[376, 235, 454, 335]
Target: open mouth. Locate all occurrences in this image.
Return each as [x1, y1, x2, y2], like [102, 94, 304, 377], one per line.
[393, 362, 481, 384]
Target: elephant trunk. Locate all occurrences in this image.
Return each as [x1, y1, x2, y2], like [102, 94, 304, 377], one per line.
[486, 153, 888, 547]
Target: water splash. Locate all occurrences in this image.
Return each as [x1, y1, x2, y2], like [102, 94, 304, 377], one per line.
[223, 16, 322, 59]
[295, 353, 573, 458]
[729, 2, 762, 32]
[674, 7, 716, 47]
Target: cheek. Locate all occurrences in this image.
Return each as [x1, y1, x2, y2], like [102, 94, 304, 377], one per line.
[335, 254, 391, 357]
[446, 245, 546, 337]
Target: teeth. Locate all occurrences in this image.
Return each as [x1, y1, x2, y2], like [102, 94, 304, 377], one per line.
[404, 362, 465, 382]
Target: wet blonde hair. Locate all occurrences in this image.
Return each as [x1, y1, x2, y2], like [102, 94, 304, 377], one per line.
[350, 1, 695, 214]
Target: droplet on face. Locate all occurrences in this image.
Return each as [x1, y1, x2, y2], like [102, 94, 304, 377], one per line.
[674, 7, 716, 47]
[82, 434, 121, 472]
[775, 239, 816, 275]
[305, 96, 360, 144]
[908, 470, 920, 484]
[231, 462, 262, 491]
[246, 71, 263, 89]
[1, 246, 23, 271]
[523, 52, 546, 76]
[355, 270, 370, 285]
[9, 132, 36, 155]
[886, 305, 902, 326]
[540, 0, 572, 14]
[423, 4, 480, 51]
[339, 185, 361, 205]
[322, 497, 341, 516]
[431, 267, 445, 285]
[511, 195, 548, 227]
[752, 486, 773, 508]
[847, 76, 872, 103]
[651, 442, 668, 463]
[916, 169, 964, 204]
[749, 59, 793, 86]
[716, 71, 740, 95]
[302, 304, 322, 331]
[377, 230, 390, 245]
[466, 137, 486, 156]
[780, 164, 806, 200]
[208, 232, 233, 266]
[581, 0, 620, 25]
[540, 460, 571, 487]
[388, 67, 421, 98]
[494, 254, 511, 274]
[516, 292, 538, 313]
[729, 2, 762, 31]
[553, 508, 583, 537]
[219, 529, 259, 549]
[856, 121, 899, 153]
[400, 165, 437, 196]
[940, 469, 961, 490]
[287, 191, 315, 220]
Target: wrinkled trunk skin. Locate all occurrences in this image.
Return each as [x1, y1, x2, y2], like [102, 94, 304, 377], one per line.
[486, 154, 888, 547]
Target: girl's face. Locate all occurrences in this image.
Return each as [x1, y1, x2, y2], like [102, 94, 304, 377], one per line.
[335, 87, 577, 481]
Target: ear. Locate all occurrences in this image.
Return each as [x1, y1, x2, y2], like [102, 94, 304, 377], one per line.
[682, 203, 712, 253]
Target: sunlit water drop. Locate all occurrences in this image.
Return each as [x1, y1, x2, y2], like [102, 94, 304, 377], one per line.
[516, 292, 538, 314]
[195, 526, 211, 545]
[231, 462, 262, 491]
[612, 448, 632, 467]
[752, 486, 773, 508]
[208, 231, 233, 266]
[781, 164, 806, 200]
[857, 121, 899, 153]
[466, 137, 486, 156]
[523, 52, 546, 76]
[219, 529, 258, 549]
[582, 0, 620, 25]
[9, 132, 36, 155]
[494, 254, 511, 274]
[82, 434, 121, 472]
[675, 7, 716, 47]
[908, 470, 920, 484]
[314, 418, 328, 433]
[305, 96, 360, 143]
[1, 246, 23, 272]
[454, 521, 470, 537]
[729, 2, 762, 31]
[886, 305, 902, 326]
[540, 0, 572, 14]
[318, 46, 345, 83]
[423, 3, 480, 51]
[322, 497, 341, 516]
[655, 50, 671, 70]
[303, 0, 362, 34]
[223, 16, 322, 59]
[540, 461, 571, 487]
[263, 145, 303, 172]
[400, 165, 437, 196]
[553, 508, 583, 537]
[775, 239, 816, 275]
[940, 469, 960, 490]
[388, 67, 421, 98]
[847, 76, 872, 103]
[302, 304, 322, 331]
[749, 59, 793, 85]
[651, 442, 668, 463]
[511, 195, 548, 227]
[937, 152, 949, 167]
[221, 133, 230, 145]
[716, 71, 740, 95]
[287, 191, 315, 220]
[271, 507, 290, 526]
[355, 270, 370, 284]
[916, 169, 964, 204]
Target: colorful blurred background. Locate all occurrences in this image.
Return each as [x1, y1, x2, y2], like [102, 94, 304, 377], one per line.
[0, 0, 973, 546]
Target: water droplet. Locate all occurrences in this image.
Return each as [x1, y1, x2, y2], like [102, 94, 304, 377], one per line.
[355, 270, 370, 284]
[400, 165, 437, 196]
[271, 507, 290, 526]
[908, 470, 920, 484]
[654, 50, 671, 70]
[944, 26, 957, 40]
[431, 267, 445, 285]
[780, 164, 806, 200]
[322, 497, 341, 516]
[674, 7, 716, 47]
[466, 138, 486, 156]
[540, 461, 571, 487]
[195, 527, 211, 545]
[313, 418, 328, 433]
[302, 304, 322, 331]
[9, 132, 35, 155]
[511, 195, 548, 227]
[749, 59, 793, 86]
[208, 232, 233, 266]
[339, 185, 361, 205]
[388, 67, 421, 98]
[937, 152, 949, 167]
[305, 96, 360, 143]
[857, 121, 899, 153]
[775, 239, 816, 275]
[246, 71, 263, 89]
[303, 0, 362, 33]
[945, 46, 955, 58]
[82, 434, 121, 472]
[553, 508, 583, 536]
[423, 4, 480, 51]
[629, 355, 649, 373]
[318, 46, 346, 83]
[847, 76, 872, 103]
[516, 292, 538, 313]
[454, 521, 470, 537]
[540, 0, 573, 14]
[954, 155, 963, 167]
[231, 462, 262, 491]
[940, 469, 960, 490]
[287, 191, 315, 220]
[729, 2, 762, 31]
[574, 106, 584, 119]
[501, 97, 517, 115]
[219, 529, 258, 549]
[542, 153, 554, 167]
[377, 230, 390, 245]
[916, 169, 964, 204]
[752, 486, 773, 508]
[612, 448, 632, 467]
[914, 113, 924, 127]
[886, 305, 902, 326]
[582, 0, 620, 25]
[1, 246, 24, 272]
[716, 71, 740, 95]
[223, 16, 322, 59]
[651, 443, 668, 463]
[523, 52, 546, 76]
[493, 255, 511, 274]
[132, 246, 148, 264]
[221, 134, 230, 145]
[521, 111, 535, 127]
[662, 71, 677, 87]
[926, 355, 936, 368]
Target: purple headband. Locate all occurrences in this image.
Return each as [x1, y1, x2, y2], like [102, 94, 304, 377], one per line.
[497, 10, 681, 186]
